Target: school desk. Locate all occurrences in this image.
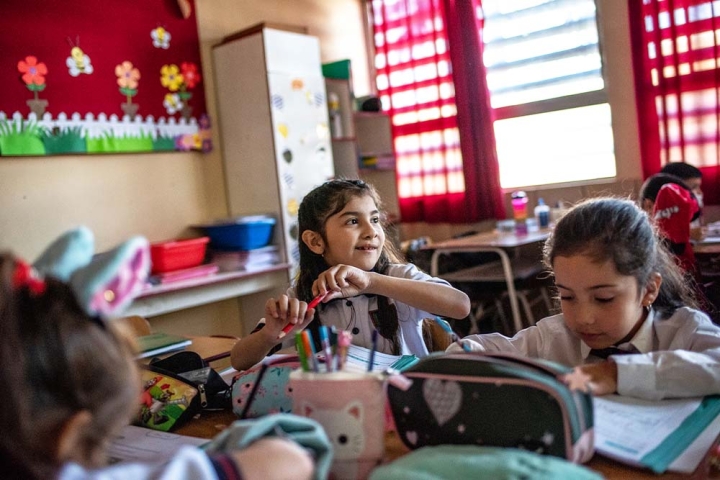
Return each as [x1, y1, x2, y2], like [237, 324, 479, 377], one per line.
[422, 229, 551, 334]
[172, 338, 720, 477]
[174, 408, 720, 479]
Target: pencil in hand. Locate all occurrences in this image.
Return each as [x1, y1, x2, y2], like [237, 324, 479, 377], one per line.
[277, 292, 326, 339]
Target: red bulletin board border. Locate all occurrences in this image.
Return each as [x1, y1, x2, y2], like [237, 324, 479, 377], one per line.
[0, 0, 211, 156]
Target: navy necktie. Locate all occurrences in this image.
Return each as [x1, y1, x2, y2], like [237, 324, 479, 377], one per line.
[589, 346, 635, 359]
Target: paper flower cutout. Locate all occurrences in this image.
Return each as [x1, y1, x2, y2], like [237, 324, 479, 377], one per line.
[18, 55, 49, 115]
[180, 62, 201, 89]
[160, 64, 183, 92]
[160, 63, 202, 119]
[116, 61, 140, 91]
[116, 61, 140, 118]
[18, 56, 47, 90]
[151, 26, 171, 49]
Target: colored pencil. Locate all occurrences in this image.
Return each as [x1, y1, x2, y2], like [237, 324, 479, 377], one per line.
[277, 292, 326, 339]
[368, 329, 378, 372]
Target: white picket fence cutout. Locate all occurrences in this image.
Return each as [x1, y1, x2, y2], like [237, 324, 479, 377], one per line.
[0, 111, 199, 139]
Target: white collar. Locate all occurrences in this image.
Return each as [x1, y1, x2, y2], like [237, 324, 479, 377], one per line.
[580, 307, 656, 358]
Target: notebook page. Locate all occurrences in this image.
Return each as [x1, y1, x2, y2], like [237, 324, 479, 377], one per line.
[593, 395, 704, 472]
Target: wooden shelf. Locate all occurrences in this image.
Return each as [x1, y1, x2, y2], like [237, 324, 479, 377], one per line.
[125, 263, 291, 318]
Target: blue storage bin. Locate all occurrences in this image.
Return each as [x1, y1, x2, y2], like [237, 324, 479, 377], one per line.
[198, 216, 276, 250]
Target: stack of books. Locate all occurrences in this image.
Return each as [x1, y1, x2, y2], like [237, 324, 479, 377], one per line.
[210, 245, 281, 272]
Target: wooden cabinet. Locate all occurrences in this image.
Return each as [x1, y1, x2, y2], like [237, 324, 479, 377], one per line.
[212, 25, 335, 279]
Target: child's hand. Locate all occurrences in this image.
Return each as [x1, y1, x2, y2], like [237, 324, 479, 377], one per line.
[312, 264, 372, 300]
[564, 361, 618, 396]
[263, 295, 316, 340]
[230, 437, 314, 480]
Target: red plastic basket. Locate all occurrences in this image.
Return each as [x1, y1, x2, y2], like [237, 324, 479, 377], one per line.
[150, 237, 209, 274]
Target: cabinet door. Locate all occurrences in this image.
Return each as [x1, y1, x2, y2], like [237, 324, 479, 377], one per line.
[267, 71, 334, 275]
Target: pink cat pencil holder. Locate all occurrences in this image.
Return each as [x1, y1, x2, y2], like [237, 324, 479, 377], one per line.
[289, 370, 386, 480]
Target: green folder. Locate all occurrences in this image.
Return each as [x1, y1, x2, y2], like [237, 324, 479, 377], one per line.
[136, 332, 192, 359]
[641, 395, 720, 473]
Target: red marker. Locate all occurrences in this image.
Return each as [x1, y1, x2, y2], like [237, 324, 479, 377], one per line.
[277, 292, 326, 339]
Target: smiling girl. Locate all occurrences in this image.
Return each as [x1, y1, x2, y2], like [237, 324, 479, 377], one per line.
[231, 179, 470, 371]
[451, 197, 720, 400]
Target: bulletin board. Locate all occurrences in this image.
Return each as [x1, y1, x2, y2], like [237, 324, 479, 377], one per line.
[0, 0, 211, 156]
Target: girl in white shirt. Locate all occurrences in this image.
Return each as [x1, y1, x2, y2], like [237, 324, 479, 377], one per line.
[451, 197, 720, 400]
[231, 179, 470, 371]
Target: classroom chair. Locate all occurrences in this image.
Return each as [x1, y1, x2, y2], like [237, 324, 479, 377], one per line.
[421, 318, 454, 352]
[436, 256, 554, 336]
[117, 315, 152, 336]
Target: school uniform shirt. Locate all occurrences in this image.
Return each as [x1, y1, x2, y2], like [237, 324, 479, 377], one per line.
[653, 183, 700, 274]
[58, 446, 241, 480]
[257, 263, 450, 357]
[448, 307, 720, 400]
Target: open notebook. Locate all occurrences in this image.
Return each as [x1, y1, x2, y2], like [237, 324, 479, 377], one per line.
[594, 394, 720, 474]
[343, 344, 419, 373]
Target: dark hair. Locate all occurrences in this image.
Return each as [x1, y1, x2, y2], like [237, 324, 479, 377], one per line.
[296, 179, 403, 353]
[0, 254, 139, 479]
[543, 197, 698, 317]
[660, 162, 702, 180]
[639, 173, 701, 222]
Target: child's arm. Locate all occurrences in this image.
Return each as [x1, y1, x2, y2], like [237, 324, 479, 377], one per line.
[313, 264, 471, 319]
[230, 295, 315, 371]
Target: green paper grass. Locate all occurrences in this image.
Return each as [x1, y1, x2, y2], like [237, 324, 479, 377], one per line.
[152, 134, 176, 151]
[86, 130, 153, 153]
[41, 126, 86, 154]
[0, 119, 46, 156]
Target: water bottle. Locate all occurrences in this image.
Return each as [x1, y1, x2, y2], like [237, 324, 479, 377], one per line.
[534, 198, 550, 228]
[511, 191, 528, 235]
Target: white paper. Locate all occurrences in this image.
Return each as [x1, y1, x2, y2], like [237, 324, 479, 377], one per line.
[218, 366, 239, 384]
[593, 394, 717, 473]
[344, 344, 401, 372]
[106, 425, 207, 465]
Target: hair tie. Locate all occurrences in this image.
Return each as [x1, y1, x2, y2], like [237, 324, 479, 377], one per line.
[12, 260, 46, 296]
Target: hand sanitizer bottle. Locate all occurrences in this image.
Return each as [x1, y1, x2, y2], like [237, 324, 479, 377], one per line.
[534, 198, 550, 228]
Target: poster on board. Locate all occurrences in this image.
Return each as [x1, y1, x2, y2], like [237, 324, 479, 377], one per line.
[0, 0, 211, 157]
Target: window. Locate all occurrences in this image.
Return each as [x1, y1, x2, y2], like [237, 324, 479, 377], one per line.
[636, 1, 720, 168]
[482, 0, 616, 188]
[371, 0, 465, 201]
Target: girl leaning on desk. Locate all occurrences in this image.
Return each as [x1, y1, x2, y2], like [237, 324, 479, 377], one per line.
[0, 250, 312, 480]
[451, 197, 720, 401]
[230, 179, 471, 371]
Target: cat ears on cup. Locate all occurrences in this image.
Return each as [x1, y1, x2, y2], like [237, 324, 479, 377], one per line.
[32, 226, 150, 318]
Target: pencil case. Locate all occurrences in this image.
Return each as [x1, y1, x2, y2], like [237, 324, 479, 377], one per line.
[136, 365, 202, 432]
[231, 354, 301, 418]
[149, 351, 232, 410]
[136, 351, 232, 432]
[386, 352, 595, 463]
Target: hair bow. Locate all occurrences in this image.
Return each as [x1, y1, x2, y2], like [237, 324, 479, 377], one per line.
[30, 226, 150, 318]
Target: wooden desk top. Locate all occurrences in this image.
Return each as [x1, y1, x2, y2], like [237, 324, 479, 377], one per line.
[172, 340, 719, 478]
[424, 229, 551, 250]
[176, 408, 718, 479]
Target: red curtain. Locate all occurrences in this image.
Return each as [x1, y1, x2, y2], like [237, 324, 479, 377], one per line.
[629, 0, 720, 204]
[370, 0, 503, 223]
[442, 0, 504, 222]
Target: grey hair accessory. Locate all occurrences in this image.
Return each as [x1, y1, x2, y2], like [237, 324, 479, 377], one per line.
[32, 227, 150, 318]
